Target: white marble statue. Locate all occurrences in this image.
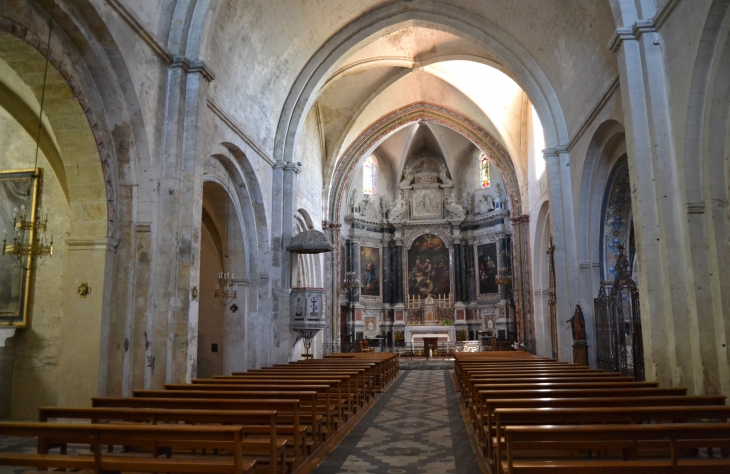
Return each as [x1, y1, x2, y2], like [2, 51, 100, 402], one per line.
[399, 166, 414, 188]
[444, 195, 466, 220]
[494, 183, 505, 209]
[360, 196, 381, 220]
[438, 163, 453, 186]
[388, 195, 409, 223]
[475, 193, 495, 214]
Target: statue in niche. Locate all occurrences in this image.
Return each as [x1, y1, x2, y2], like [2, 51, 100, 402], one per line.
[495, 183, 505, 209]
[444, 194, 466, 220]
[475, 193, 496, 214]
[360, 196, 381, 220]
[388, 195, 409, 223]
[399, 166, 414, 188]
[349, 192, 359, 214]
[439, 164, 453, 186]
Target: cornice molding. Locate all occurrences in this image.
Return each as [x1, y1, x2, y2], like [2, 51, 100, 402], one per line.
[206, 98, 276, 168]
[66, 238, 114, 251]
[170, 56, 216, 82]
[608, 0, 680, 52]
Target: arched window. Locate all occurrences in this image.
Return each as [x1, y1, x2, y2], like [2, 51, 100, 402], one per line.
[479, 153, 490, 188]
[363, 155, 375, 194]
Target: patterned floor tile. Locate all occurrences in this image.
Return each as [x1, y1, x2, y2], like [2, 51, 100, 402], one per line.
[313, 370, 479, 474]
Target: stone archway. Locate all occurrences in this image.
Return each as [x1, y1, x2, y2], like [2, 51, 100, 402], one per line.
[327, 103, 522, 224]
[0, 28, 111, 418]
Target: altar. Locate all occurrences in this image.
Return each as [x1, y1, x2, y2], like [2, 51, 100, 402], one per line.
[405, 325, 455, 343]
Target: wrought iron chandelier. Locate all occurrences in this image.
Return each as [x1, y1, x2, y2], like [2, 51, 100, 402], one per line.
[2, 204, 53, 270]
[215, 271, 237, 305]
[2, 1, 56, 270]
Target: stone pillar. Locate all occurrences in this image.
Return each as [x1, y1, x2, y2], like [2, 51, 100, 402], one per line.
[460, 240, 469, 303]
[465, 240, 476, 303]
[608, 11, 726, 393]
[498, 235, 511, 301]
[453, 243, 462, 303]
[145, 59, 213, 388]
[510, 215, 535, 346]
[543, 148, 580, 360]
[382, 237, 392, 305]
[394, 242, 404, 304]
[326, 223, 341, 345]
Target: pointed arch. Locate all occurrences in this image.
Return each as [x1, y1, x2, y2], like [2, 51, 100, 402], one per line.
[327, 102, 521, 223]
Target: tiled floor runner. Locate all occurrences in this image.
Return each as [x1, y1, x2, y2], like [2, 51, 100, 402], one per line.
[313, 370, 479, 474]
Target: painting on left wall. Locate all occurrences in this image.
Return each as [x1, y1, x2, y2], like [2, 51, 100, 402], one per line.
[0, 169, 40, 327]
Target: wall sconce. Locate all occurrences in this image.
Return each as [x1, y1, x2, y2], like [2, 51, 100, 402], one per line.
[77, 282, 91, 298]
[191, 286, 198, 300]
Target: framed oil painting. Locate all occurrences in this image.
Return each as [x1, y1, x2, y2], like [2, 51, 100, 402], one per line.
[477, 242, 498, 294]
[0, 169, 40, 327]
[408, 234, 449, 298]
[360, 246, 380, 297]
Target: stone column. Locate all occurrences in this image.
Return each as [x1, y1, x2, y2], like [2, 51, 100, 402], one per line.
[510, 215, 535, 346]
[453, 243, 462, 303]
[382, 236, 392, 305]
[394, 240, 404, 304]
[326, 223, 341, 345]
[608, 12, 723, 392]
[499, 235, 511, 301]
[145, 59, 213, 388]
[465, 240, 476, 303]
[543, 148, 580, 360]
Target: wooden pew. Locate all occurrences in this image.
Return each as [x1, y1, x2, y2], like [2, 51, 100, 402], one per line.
[131, 390, 324, 449]
[481, 395, 729, 459]
[213, 372, 363, 412]
[38, 407, 285, 474]
[92, 397, 306, 466]
[474, 388, 690, 444]
[492, 405, 730, 474]
[159, 385, 341, 435]
[469, 381, 659, 412]
[0, 422, 256, 473]
[502, 422, 730, 473]
[191, 376, 357, 420]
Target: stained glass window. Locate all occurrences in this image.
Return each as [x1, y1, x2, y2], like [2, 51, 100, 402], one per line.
[479, 153, 490, 188]
[363, 155, 375, 194]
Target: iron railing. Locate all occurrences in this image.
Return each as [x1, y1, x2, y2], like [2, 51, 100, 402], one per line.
[594, 248, 644, 380]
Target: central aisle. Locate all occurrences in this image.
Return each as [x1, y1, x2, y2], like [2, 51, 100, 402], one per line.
[313, 370, 480, 474]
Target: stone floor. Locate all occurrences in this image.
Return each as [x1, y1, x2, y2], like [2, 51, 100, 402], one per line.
[313, 370, 480, 474]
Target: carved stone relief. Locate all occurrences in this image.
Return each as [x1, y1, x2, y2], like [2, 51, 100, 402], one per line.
[411, 189, 443, 219]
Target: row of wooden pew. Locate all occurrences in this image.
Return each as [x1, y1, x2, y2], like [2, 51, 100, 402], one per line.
[0, 352, 399, 474]
[454, 351, 730, 473]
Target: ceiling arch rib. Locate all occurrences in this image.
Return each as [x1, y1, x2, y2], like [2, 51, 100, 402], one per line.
[273, 1, 570, 169]
[326, 102, 522, 223]
[320, 68, 514, 195]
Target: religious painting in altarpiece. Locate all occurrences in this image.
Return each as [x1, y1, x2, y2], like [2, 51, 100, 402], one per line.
[408, 234, 449, 298]
[477, 242, 498, 294]
[360, 246, 380, 297]
[0, 169, 40, 327]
